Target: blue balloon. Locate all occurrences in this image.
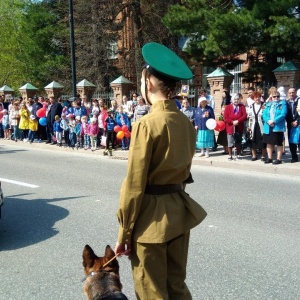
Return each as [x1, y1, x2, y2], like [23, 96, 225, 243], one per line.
[39, 117, 47, 126]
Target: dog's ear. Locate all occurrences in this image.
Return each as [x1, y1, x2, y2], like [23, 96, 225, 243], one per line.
[82, 244, 97, 269]
[104, 245, 115, 259]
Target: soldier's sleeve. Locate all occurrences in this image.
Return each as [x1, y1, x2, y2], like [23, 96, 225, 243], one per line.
[117, 121, 153, 244]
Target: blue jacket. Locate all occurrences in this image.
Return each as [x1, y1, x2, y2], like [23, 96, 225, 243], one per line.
[262, 100, 287, 134]
[194, 105, 215, 130]
[53, 120, 63, 132]
[115, 112, 130, 128]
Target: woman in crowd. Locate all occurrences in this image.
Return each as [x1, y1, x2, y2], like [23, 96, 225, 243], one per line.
[224, 93, 247, 160]
[194, 96, 215, 157]
[133, 96, 149, 123]
[247, 91, 266, 161]
[9, 102, 20, 141]
[217, 90, 231, 154]
[114, 42, 206, 300]
[262, 90, 287, 164]
[19, 101, 30, 141]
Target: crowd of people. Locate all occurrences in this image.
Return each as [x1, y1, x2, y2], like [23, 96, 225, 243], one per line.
[0, 93, 150, 154]
[1, 86, 300, 163]
[180, 86, 300, 164]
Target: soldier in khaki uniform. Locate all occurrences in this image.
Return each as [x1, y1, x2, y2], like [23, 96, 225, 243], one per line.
[115, 43, 207, 300]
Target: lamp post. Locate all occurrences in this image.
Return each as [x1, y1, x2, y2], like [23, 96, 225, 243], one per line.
[69, 0, 77, 98]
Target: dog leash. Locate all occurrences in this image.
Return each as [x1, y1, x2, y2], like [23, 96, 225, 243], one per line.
[102, 253, 120, 268]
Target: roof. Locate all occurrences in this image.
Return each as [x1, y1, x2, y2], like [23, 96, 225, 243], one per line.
[44, 81, 64, 89]
[206, 67, 233, 78]
[19, 83, 38, 90]
[110, 76, 133, 84]
[273, 60, 300, 72]
[76, 79, 96, 87]
[0, 85, 14, 92]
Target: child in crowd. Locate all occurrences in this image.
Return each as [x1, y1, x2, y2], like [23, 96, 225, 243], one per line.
[68, 114, 76, 148]
[53, 115, 63, 146]
[2, 109, 10, 139]
[9, 102, 20, 141]
[74, 116, 82, 149]
[0, 104, 3, 138]
[19, 102, 30, 142]
[115, 106, 130, 150]
[80, 115, 90, 150]
[104, 109, 116, 155]
[89, 117, 99, 151]
[60, 113, 69, 146]
[28, 115, 38, 143]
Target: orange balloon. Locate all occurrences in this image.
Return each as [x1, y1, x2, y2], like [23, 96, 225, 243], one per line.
[116, 130, 125, 139]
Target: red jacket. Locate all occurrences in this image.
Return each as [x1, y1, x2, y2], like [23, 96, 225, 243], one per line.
[224, 104, 247, 134]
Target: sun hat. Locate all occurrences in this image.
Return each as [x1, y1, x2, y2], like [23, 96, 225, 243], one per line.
[142, 42, 193, 81]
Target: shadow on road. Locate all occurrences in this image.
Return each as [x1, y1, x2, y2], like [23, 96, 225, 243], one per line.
[0, 193, 85, 251]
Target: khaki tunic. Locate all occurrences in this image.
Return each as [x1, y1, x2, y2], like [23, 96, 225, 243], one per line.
[117, 100, 207, 244]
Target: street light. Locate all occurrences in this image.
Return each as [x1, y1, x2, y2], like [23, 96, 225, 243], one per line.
[68, 0, 77, 98]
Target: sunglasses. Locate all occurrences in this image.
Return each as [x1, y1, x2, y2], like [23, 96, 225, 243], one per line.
[272, 96, 279, 98]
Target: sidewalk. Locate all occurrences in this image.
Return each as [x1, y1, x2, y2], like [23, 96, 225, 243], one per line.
[1, 139, 300, 177]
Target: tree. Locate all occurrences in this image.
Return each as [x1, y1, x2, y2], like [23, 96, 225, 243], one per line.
[163, 0, 300, 83]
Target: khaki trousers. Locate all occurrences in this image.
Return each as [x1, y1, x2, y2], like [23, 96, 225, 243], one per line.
[131, 231, 192, 300]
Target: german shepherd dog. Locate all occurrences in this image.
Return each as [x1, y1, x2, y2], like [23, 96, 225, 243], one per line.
[82, 245, 128, 300]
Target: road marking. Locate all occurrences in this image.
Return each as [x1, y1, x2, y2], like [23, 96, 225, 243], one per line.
[0, 178, 39, 189]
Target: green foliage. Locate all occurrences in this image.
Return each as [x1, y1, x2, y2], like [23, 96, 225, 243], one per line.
[164, 0, 300, 82]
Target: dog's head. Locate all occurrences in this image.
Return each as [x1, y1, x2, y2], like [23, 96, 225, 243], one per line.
[82, 244, 120, 277]
[82, 245, 123, 300]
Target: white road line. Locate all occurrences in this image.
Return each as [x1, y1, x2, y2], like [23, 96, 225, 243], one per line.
[0, 178, 39, 189]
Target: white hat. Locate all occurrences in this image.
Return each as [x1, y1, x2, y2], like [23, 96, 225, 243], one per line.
[90, 117, 96, 123]
[75, 116, 81, 120]
[198, 96, 207, 102]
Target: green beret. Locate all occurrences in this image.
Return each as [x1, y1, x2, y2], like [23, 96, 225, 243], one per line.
[142, 42, 193, 81]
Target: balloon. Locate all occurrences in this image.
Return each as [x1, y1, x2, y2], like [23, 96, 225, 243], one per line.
[116, 130, 125, 139]
[216, 120, 226, 131]
[206, 118, 216, 130]
[39, 117, 47, 126]
[122, 125, 129, 132]
[124, 131, 131, 138]
[36, 107, 46, 118]
[114, 125, 121, 133]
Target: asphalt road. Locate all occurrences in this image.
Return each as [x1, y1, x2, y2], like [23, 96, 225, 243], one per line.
[0, 144, 299, 300]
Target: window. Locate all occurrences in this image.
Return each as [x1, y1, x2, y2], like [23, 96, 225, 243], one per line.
[107, 41, 118, 59]
[229, 63, 242, 94]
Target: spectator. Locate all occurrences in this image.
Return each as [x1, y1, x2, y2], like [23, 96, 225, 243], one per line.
[53, 115, 63, 146]
[104, 109, 116, 154]
[97, 105, 108, 146]
[194, 97, 215, 158]
[28, 115, 38, 144]
[82, 95, 91, 116]
[246, 87, 255, 107]
[133, 96, 150, 123]
[224, 93, 247, 160]
[68, 114, 76, 148]
[262, 90, 287, 164]
[74, 116, 82, 149]
[180, 99, 195, 124]
[115, 106, 130, 150]
[19, 102, 30, 142]
[285, 87, 298, 162]
[73, 99, 87, 119]
[217, 91, 231, 154]
[247, 91, 266, 161]
[46, 96, 62, 144]
[89, 117, 99, 151]
[2, 109, 10, 139]
[80, 115, 90, 150]
[9, 102, 20, 141]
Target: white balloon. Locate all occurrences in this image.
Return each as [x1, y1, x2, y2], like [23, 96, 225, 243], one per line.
[206, 118, 216, 130]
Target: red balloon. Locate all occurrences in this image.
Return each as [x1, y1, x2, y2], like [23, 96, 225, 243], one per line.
[36, 107, 46, 118]
[114, 125, 121, 133]
[122, 125, 129, 132]
[116, 130, 125, 139]
[216, 120, 226, 131]
[124, 131, 131, 138]
[215, 123, 221, 131]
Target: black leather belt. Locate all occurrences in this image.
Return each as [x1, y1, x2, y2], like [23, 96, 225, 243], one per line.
[144, 184, 183, 195]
